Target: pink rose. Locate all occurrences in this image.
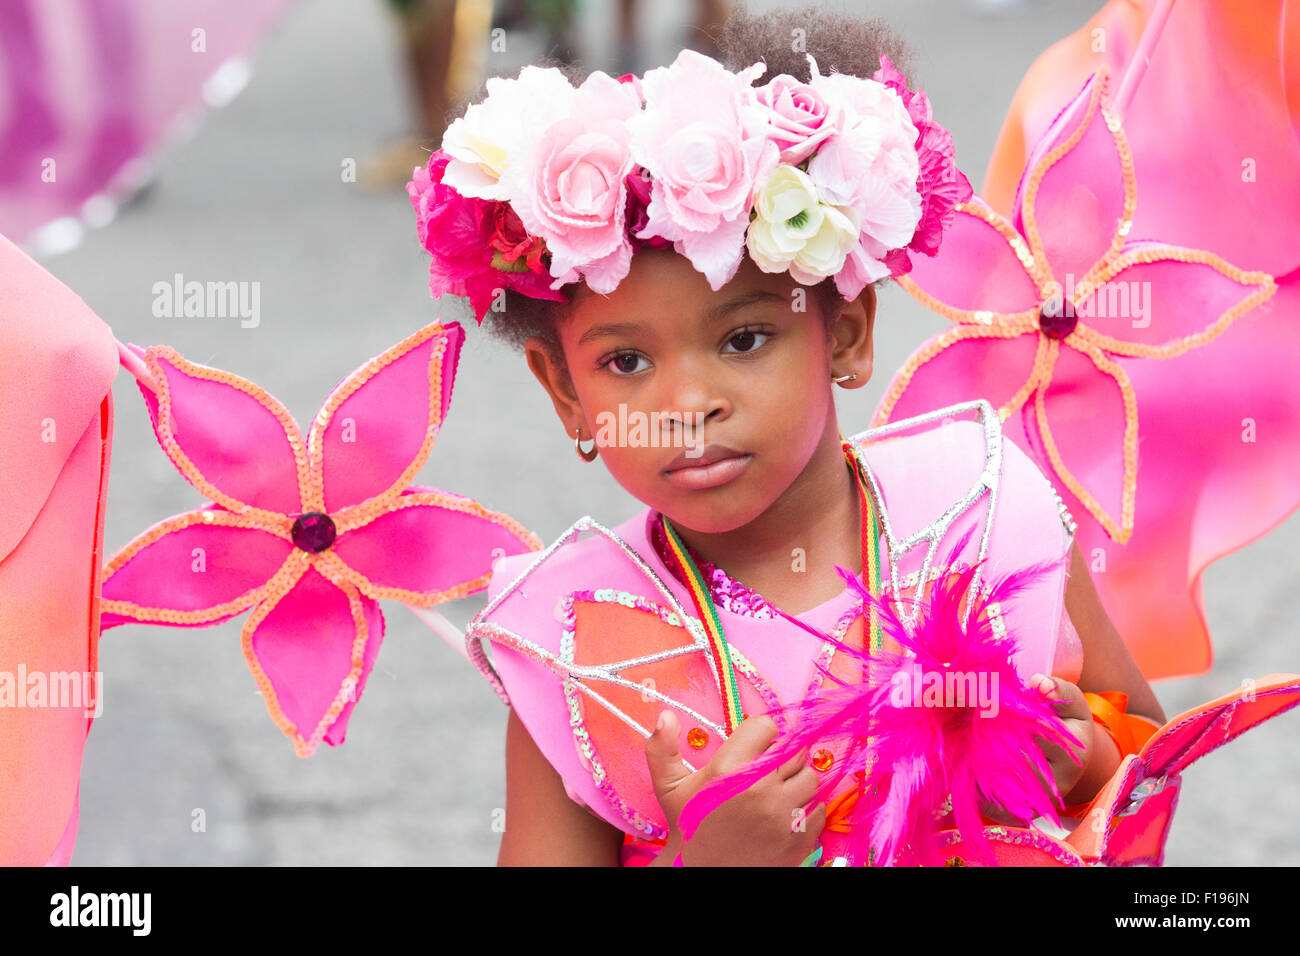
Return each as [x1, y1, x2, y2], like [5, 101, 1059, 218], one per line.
[628, 50, 779, 288]
[755, 74, 837, 165]
[509, 72, 641, 294]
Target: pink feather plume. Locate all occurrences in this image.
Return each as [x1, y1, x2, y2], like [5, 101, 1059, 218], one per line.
[676, 551, 1083, 866]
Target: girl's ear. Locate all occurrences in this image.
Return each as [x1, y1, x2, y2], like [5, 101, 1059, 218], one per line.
[525, 337, 586, 435]
[828, 283, 876, 389]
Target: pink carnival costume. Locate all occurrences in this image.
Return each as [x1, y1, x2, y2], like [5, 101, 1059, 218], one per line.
[468, 403, 1090, 865]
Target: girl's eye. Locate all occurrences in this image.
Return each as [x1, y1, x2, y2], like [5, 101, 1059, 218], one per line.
[724, 329, 771, 353]
[603, 351, 650, 375]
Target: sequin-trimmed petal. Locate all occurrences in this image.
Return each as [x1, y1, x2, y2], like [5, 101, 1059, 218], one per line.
[138, 346, 311, 520]
[1031, 342, 1138, 542]
[307, 321, 464, 516]
[101, 508, 294, 628]
[1015, 66, 1135, 290]
[873, 322, 1040, 429]
[1072, 243, 1277, 359]
[242, 558, 383, 758]
[898, 198, 1048, 319]
[320, 487, 542, 606]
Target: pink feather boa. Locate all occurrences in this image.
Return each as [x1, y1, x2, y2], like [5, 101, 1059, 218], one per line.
[676, 554, 1083, 866]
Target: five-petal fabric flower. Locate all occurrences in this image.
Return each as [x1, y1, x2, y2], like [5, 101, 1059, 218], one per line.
[101, 321, 541, 756]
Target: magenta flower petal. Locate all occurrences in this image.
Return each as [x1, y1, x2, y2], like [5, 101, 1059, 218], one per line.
[136, 346, 307, 516]
[880, 330, 1045, 444]
[309, 322, 464, 514]
[1073, 243, 1276, 357]
[1027, 342, 1136, 542]
[901, 199, 1043, 317]
[245, 565, 384, 757]
[1012, 71, 1130, 289]
[101, 508, 293, 629]
[329, 486, 542, 604]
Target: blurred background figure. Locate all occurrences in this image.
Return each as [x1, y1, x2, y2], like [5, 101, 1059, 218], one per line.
[361, 0, 492, 187]
[361, 0, 732, 186]
[615, 0, 730, 75]
[0, 0, 294, 254]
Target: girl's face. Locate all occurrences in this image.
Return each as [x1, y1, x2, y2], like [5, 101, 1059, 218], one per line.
[527, 248, 874, 534]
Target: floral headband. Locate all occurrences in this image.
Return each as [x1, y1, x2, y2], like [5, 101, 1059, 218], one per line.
[407, 49, 972, 323]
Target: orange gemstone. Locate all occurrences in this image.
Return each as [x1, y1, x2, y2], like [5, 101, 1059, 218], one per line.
[687, 727, 709, 749]
[944, 856, 966, 867]
[811, 749, 834, 772]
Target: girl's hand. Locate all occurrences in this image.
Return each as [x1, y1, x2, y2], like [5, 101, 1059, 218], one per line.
[1029, 673, 1094, 805]
[644, 711, 825, 866]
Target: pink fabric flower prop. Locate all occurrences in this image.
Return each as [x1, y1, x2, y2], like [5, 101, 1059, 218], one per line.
[875, 66, 1276, 554]
[407, 151, 563, 324]
[100, 321, 542, 756]
[628, 49, 779, 288]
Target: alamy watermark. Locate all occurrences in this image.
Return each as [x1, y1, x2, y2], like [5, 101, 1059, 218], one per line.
[151, 273, 260, 328]
[889, 666, 1000, 718]
[592, 405, 707, 456]
[0, 666, 102, 717]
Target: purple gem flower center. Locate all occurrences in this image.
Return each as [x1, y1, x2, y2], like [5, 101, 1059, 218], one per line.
[1038, 296, 1078, 340]
[291, 512, 337, 553]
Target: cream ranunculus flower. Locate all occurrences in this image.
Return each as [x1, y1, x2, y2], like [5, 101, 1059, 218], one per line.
[790, 202, 859, 284]
[746, 164, 858, 282]
[745, 165, 824, 273]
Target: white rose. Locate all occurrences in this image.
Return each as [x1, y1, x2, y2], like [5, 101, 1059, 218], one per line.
[441, 66, 577, 200]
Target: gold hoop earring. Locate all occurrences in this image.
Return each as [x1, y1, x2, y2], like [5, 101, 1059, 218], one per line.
[832, 372, 858, 385]
[574, 427, 598, 462]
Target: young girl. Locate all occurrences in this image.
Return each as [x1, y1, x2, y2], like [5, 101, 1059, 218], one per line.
[408, 7, 1165, 866]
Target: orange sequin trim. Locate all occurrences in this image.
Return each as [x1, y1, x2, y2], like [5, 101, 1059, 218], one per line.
[101, 510, 292, 624]
[884, 63, 1278, 544]
[309, 322, 449, 519]
[144, 346, 312, 521]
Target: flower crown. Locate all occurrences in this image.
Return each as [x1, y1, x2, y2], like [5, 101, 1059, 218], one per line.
[407, 49, 972, 324]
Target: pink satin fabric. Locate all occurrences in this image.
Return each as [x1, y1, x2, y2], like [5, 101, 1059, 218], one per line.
[971, 0, 1300, 679]
[0, 233, 118, 864]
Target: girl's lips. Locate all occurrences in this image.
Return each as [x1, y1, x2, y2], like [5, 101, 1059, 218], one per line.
[661, 452, 753, 490]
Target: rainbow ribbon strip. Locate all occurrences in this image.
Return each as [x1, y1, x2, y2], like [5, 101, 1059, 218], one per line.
[660, 516, 746, 736]
[842, 438, 884, 656]
[660, 444, 885, 741]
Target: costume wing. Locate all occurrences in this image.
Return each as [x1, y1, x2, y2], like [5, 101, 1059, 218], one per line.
[1065, 673, 1300, 865]
[469, 517, 783, 840]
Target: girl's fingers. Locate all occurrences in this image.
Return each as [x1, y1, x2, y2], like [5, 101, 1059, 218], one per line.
[782, 762, 820, 805]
